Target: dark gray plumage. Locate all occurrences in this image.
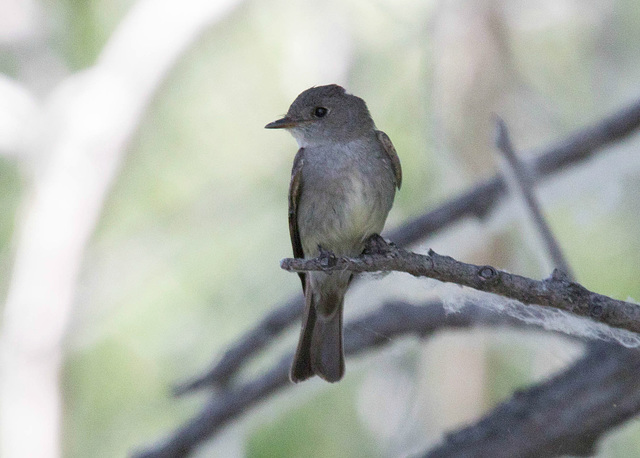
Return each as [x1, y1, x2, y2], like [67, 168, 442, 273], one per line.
[266, 85, 401, 382]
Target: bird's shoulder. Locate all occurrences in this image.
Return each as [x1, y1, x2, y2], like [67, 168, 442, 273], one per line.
[288, 148, 306, 290]
[374, 130, 402, 189]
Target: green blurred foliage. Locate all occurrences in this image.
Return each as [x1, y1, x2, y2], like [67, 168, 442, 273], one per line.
[0, 0, 638, 456]
[55, 0, 135, 68]
[247, 378, 382, 458]
[0, 160, 22, 302]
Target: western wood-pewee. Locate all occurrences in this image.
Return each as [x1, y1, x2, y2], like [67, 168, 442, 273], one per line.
[266, 85, 402, 383]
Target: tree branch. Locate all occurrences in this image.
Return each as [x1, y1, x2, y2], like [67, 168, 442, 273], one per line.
[176, 98, 640, 393]
[173, 295, 303, 394]
[495, 117, 574, 279]
[389, 98, 640, 247]
[0, 1, 244, 456]
[136, 299, 640, 458]
[134, 300, 535, 458]
[422, 120, 634, 458]
[281, 236, 640, 336]
[423, 342, 640, 458]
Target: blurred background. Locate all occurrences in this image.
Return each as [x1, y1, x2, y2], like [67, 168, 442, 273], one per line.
[1, 0, 640, 456]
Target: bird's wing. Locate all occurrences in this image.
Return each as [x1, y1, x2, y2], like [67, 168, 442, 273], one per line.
[375, 130, 402, 189]
[288, 148, 306, 291]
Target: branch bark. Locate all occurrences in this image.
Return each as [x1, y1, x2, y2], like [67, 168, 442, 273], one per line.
[177, 98, 640, 393]
[495, 117, 574, 279]
[423, 342, 640, 458]
[134, 300, 536, 458]
[136, 300, 640, 458]
[281, 236, 640, 336]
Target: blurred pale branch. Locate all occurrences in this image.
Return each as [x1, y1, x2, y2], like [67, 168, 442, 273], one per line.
[0, 74, 38, 157]
[0, 1, 243, 457]
[176, 98, 640, 396]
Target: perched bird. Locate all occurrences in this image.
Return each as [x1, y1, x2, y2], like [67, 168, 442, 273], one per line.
[266, 85, 401, 382]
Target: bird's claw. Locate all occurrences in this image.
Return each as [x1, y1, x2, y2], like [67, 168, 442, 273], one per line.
[363, 234, 394, 255]
[317, 245, 337, 268]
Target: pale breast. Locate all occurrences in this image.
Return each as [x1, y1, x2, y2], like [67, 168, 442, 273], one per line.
[297, 140, 396, 257]
[340, 171, 387, 240]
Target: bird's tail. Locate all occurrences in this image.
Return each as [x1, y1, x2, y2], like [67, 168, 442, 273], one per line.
[290, 282, 345, 383]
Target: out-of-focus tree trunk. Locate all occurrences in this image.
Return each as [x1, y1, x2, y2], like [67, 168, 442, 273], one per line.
[0, 1, 242, 456]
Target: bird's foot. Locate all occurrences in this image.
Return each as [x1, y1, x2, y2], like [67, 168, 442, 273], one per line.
[363, 234, 395, 255]
[317, 245, 338, 268]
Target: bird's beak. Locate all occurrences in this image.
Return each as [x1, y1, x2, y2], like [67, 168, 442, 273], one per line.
[265, 116, 299, 129]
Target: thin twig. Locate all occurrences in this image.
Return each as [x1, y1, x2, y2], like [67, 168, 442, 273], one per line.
[389, 98, 640, 247]
[282, 236, 640, 335]
[177, 98, 640, 394]
[173, 295, 303, 394]
[495, 117, 574, 279]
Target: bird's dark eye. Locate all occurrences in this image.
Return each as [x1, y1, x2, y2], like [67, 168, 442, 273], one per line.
[313, 107, 328, 118]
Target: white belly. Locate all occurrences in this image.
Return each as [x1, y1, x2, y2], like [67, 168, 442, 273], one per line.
[298, 172, 390, 257]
